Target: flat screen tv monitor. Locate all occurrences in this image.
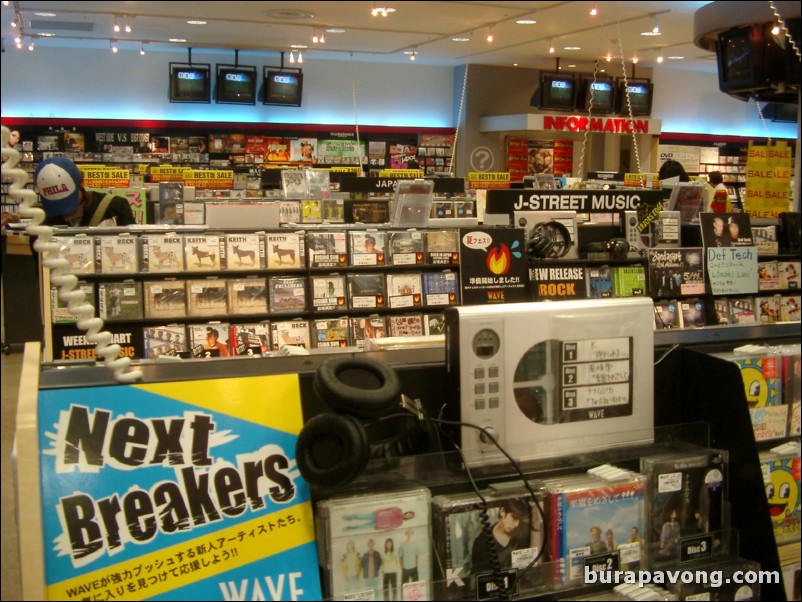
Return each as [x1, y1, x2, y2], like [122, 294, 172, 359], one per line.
[537, 72, 577, 111]
[263, 69, 303, 106]
[716, 23, 787, 94]
[216, 64, 257, 104]
[581, 76, 615, 113]
[666, 181, 707, 224]
[616, 79, 653, 116]
[169, 63, 211, 103]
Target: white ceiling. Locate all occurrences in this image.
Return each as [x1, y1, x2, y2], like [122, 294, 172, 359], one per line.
[3, 1, 722, 73]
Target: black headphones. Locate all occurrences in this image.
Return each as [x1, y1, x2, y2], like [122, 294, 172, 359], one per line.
[525, 220, 573, 260]
[296, 356, 436, 489]
[582, 238, 632, 260]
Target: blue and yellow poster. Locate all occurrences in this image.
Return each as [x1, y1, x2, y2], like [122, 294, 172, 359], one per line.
[38, 375, 322, 601]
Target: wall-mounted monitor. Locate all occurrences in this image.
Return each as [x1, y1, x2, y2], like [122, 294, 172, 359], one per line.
[263, 68, 303, 107]
[216, 64, 257, 105]
[535, 72, 578, 111]
[169, 63, 211, 103]
[615, 78, 653, 116]
[580, 76, 615, 113]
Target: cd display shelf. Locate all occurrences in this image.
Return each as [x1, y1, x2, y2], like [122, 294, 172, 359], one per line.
[26, 342, 794, 601]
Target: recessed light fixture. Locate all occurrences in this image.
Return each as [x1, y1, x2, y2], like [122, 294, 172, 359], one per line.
[38, 32, 56, 37]
[168, 38, 187, 43]
[34, 12, 57, 17]
[667, 56, 684, 60]
[513, 63, 519, 66]
[290, 44, 308, 49]
[451, 36, 470, 42]
[564, 46, 581, 50]
[325, 28, 346, 33]
[567, 64, 576, 68]
[590, 2, 598, 16]
[187, 20, 207, 25]
[263, 10, 314, 20]
[403, 50, 414, 55]
[515, 19, 537, 25]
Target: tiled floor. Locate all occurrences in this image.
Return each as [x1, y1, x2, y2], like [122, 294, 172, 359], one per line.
[2, 349, 23, 601]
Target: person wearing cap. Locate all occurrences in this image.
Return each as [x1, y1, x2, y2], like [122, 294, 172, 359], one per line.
[34, 157, 136, 227]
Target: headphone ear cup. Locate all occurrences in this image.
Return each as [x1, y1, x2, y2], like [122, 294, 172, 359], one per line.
[528, 226, 555, 260]
[314, 356, 402, 419]
[296, 413, 370, 489]
[607, 238, 631, 260]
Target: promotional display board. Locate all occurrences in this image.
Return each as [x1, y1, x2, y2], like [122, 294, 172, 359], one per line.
[36, 374, 322, 601]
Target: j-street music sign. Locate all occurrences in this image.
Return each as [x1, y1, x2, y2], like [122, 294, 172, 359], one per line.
[486, 188, 664, 215]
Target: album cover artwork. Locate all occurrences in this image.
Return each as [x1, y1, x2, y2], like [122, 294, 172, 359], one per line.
[423, 271, 459, 307]
[281, 169, 307, 199]
[143, 324, 189, 359]
[653, 301, 681, 330]
[307, 231, 348, 269]
[266, 231, 305, 270]
[425, 229, 460, 265]
[310, 274, 347, 313]
[52, 235, 96, 274]
[345, 200, 390, 224]
[315, 487, 431, 602]
[680, 299, 706, 328]
[227, 278, 269, 315]
[423, 313, 446, 335]
[388, 231, 425, 266]
[189, 322, 231, 358]
[713, 298, 731, 325]
[647, 248, 705, 298]
[268, 276, 307, 313]
[640, 449, 727, 567]
[141, 233, 185, 273]
[280, 200, 302, 224]
[347, 273, 385, 310]
[271, 318, 311, 351]
[779, 261, 800, 290]
[97, 281, 143, 321]
[758, 261, 781, 291]
[225, 233, 265, 271]
[781, 295, 801, 322]
[760, 450, 802, 545]
[729, 298, 757, 324]
[454, 200, 475, 218]
[51, 282, 95, 323]
[431, 488, 546, 600]
[756, 295, 782, 324]
[184, 234, 224, 272]
[323, 198, 346, 223]
[97, 235, 139, 274]
[613, 265, 647, 297]
[229, 322, 271, 356]
[386, 273, 423, 309]
[350, 315, 387, 350]
[387, 313, 424, 338]
[313, 317, 351, 349]
[730, 354, 781, 408]
[547, 473, 647, 584]
[349, 231, 387, 267]
[301, 199, 323, 223]
[585, 266, 615, 299]
[143, 280, 187, 319]
[186, 279, 229, 317]
[781, 351, 801, 407]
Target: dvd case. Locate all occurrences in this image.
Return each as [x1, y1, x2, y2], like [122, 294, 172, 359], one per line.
[423, 271, 459, 307]
[586, 266, 615, 299]
[387, 313, 424, 338]
[184, 234, 224, 272]
[779, 261, 800, 290]
[758, 261, 781, 291]
[423, 312, 446, 336]
[269, 275, 307, 313]
[97, 235, 139, 274]
[781, 295, 801, 322]
[654, 301, 681, 330]
[143, 324, 189, 359]
[431, 487, 545, 600]
[186, 279, 229, 317]
[425, 230, 460, 265]
[51, 282, 95, 323]
[307, 231, 348, 269]
[680, 299, 706, 328]
[760, 447, 801, 545]
[281, 169, 307, 199]
[729, 298, 756, 324]
[316, 487, 431, 601]
[389, 230, 425, 266]
[189, 322, 231, 358]
[313, 317, 351, 349]
[225, 232, 265, 271]
[350, 231, 387, 267]
[227, 278, 269, 315]
[350, 315, 387, 350]
[143, 279, 187, 319]
[271, 318, 311, 351]
[229, 322, 271, 356]
[142, 233, 185, 272]
[97, 280, 143, 321]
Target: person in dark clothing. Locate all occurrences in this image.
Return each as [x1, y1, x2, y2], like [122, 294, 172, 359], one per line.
[34, 157, 136, 227]
[470, 499, 530, 574]
[658, 159, 690, 183]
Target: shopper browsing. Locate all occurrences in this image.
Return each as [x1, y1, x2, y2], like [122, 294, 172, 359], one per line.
[34, 157, 136, 227]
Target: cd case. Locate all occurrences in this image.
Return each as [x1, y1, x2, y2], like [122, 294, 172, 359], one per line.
[316, 487, 431, 601]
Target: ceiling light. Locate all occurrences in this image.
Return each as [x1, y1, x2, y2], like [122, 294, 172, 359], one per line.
[656, 55, 664, 63]
[297, 51, 303, 64]
[606, 53, 612, 62]
[111, 41, 118, 53]
[486, 28, 494, 43]
[632, 57, 639, 64]
[10, 19, 16, 28]
[451, 37, 470, 42]
[187, 20, 207, 25]
[325, 28, 346, 33]
[34, 12, 57, 17]
[38, 32, 56, 37]
[667, 55, 684, 60]
[28, 39, 35, 51]
[641, 15, 661, 36]
[410, 51, 417, 61]
[513, 63, 519, 66]
[771, 24, 781, 35]
[124, 23, 132, 33]
[289, 50, 296, 63]
[291, 44, 308, 49]
[567, 64, 577, 68]
[140, 43, 146, 56]
[113, 17, 120, 33]
[371, 4, 395, 17]
[590, 2, 598, 16]
[564, 46, 581, 50]
[516, 19, 537, 25]
[15, 38, 22, 49]
[549, 40, 555, 54]
[168, 38, 187, 43]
